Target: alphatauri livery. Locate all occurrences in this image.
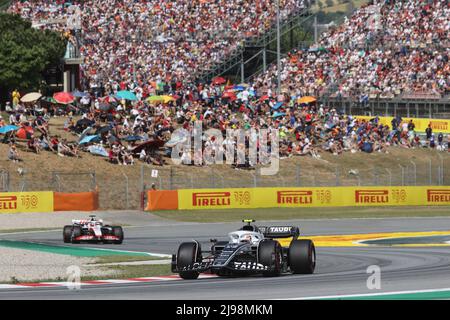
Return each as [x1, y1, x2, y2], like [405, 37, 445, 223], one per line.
[172, 220, 315, 279]
[63, 215, 124, 244]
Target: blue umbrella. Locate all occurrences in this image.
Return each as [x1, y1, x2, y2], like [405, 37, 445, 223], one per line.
[233, 86, 245, 91]
[0, 125, 19, 134]
[79, 135, 100, 145]
[87, 145, 109, 157]
[116, 90, 137, 101]
[272, 102, 283, 110]
[72, 90, 88, 98]
[272, 112, 286, 118]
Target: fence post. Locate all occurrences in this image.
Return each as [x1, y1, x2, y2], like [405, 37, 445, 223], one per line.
[385, 168, 392, 186]
[437, 166, 442, 186]
[410, 160, 417, 186]
[122, 173, 129, 209]
[398, 164, 405, 186]
[373, 166, 378, 186]
[91, 172, 96, 191]
[335, 166, 340, 186]
[296, 165, 300, 187]
[140, 165, 144, 192]
[437, 153, 444, 185]
[169, 166, 174, 190]
[428, 157, 432, 185]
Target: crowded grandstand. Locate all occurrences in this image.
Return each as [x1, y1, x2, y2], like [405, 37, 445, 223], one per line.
[2, 0, 450, 167]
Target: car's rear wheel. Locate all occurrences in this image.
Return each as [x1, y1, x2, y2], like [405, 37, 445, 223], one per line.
[289, 239, 316, 274]
[177, 242, 201, 280]
[63, 226, 72, 243]
[258, 240, 282, 277]
[112, 226, 124, 244]
[71, 226, 82, 244]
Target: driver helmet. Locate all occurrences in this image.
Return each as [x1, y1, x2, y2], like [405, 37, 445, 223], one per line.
[240, 233, 253, 243]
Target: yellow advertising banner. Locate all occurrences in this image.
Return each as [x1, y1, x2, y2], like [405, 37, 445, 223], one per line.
[0, 192, 54, 214]
[354, 116, 450, 134]
[178, 187, 450, 210]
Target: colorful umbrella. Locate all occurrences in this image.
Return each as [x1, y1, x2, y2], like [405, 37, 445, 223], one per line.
[0, 125, 19, 134]
[87, 145, 109, 157]
[212, 76, 226, 85]
[259, 95, 270, 102]
[161, 95, 175, 103]
[222, 91, 237, 99]
[21, 92, 42, 103]
[79, 135, 101, 145]
[272, 102, 284, 110]
[53, 92, 75, 104]
[116, 90, 137, 101]
[16, 127, 34, 139]
[233, 86, 245, 91]
[146, 95, 165, 103]
[297, 96, 317, 104]
[72, 90, 88, 98]
[272, 112, 286, 118]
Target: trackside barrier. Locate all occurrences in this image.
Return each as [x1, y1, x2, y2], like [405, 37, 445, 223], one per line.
[354, 116, 450, 133]
[0, 191, 54, 213]
[53, 191, 99, 211]
[146, 190, 178, 211]
[0, 191, 99, 213]
[145, 186, 450, 211]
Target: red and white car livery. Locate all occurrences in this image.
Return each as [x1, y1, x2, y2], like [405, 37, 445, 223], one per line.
[63, 215, 124, 244]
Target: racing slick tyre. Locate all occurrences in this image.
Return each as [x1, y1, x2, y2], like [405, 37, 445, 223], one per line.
[258, 240, 282, 277]
[289, 239, 316, 274]
[63, 226, 72, 243]
[112, 226, 124, 244]
[177, 242, 201, 280]
[71, 226, 82, 244]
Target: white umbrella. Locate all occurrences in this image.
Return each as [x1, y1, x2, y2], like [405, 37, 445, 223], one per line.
[21, 92, 42, 103]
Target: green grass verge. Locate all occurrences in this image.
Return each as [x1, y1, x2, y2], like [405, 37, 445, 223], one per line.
[153, 206, 450, 223]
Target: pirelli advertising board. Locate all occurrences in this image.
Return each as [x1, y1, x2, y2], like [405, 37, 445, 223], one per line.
[0, 192, 54, 214]
[354, 116, 450, 134]
[177, 187, 450, 210]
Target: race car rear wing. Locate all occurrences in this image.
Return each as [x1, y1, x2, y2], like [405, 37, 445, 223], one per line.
[259, 226, 300, 239]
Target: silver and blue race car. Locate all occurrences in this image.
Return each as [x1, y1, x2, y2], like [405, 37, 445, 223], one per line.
[172, 220, 316, 279]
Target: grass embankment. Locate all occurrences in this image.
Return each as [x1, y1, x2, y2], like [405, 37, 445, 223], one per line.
[154, 206, 450, 223]
[1, 117, 449, 210]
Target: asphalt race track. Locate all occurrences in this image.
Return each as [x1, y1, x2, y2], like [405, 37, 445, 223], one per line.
[1, 216, 450, 299]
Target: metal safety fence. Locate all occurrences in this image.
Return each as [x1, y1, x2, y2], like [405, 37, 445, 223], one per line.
[0, 152, 448, 210]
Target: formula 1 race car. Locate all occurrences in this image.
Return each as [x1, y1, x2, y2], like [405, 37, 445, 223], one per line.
[63, 215, 124, 244]
[171, 220, 315, 279]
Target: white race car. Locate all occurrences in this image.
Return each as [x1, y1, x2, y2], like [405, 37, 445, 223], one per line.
[63, 215, 124, 244]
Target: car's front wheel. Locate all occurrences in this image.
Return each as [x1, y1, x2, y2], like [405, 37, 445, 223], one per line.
[177, 242, 201, 280]
[63, 226, 72, 243]
[71, 226, 82, 244]
[258, 239, 282, 277]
